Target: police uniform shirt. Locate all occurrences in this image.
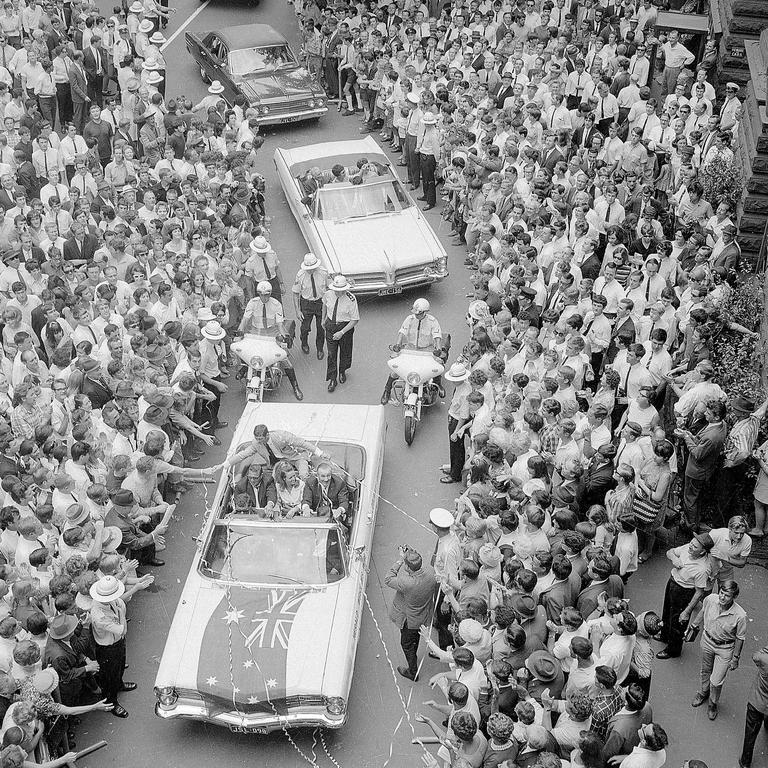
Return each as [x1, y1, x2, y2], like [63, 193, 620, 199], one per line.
[323, 290, 359, 324]
[244, 297, 284, 331]
[292, 267, 329, 301]
[399, 313, 442, 349]
[246, 250, 279, 282]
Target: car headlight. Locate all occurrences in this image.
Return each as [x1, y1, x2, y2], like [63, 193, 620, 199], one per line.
[434, 255, 448, 272]
[250, 355, 264, 369]
[155, 686, 178, 706]
[261, 106, 270, 115]
[308, 98, 315, 108]
[316, 98, 324, 107]
[325, 697, 346, 716]
[406, 372, 422, 386]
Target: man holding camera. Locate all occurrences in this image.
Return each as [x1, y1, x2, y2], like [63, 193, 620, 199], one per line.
[384, 545, 437, 681]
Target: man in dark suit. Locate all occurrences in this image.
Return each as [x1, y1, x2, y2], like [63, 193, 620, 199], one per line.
[676, 399, 729, 532]
[46, 17, 67, 55]
[104, 489, 165, 567]
[581, 443, 617, 512]
[384, 546, 436, 681]
[78, 358, 114, 409]
[606, 299, 636, 365]
[234, 461, 277, 510]
[63, 221, 98, 264]
[538, 554, 576, 622]
[576, 556, 625, 619]
[572, 113, 599, 151]
[44, 614, 100, 706]
[68, 50, 90, 133]
[301, 462, 350, 522]
[711, 224, 741, 272]
[495, 73, 515, 110]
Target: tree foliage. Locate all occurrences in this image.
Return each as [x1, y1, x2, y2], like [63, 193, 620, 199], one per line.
[700, 155, 744, 208]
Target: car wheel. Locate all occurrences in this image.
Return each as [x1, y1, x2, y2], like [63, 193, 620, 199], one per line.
[200, 67, 211, 84]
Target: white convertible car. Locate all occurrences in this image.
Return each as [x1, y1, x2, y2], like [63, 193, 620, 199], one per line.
[275, 137, 449, 296]
[154, 403, 385, 733]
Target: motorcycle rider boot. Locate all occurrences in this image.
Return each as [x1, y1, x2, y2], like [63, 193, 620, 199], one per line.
[435, 374, 445, 399]
[286, 369, 304, 401]
[380, 375, 394, 405]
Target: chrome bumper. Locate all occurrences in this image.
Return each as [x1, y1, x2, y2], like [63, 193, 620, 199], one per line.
[350, 268, 449, 296]
[256, 106, 328, 126]
[155, 702, 346, 732]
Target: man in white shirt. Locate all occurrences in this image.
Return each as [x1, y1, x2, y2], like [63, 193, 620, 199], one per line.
[660, 29, 695, 96]
[592, 262, 626, 316]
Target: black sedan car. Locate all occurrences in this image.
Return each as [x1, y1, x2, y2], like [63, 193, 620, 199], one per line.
[185, 24, 328, 126]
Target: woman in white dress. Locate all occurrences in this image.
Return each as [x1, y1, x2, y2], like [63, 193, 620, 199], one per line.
[273, 460, 306, 519]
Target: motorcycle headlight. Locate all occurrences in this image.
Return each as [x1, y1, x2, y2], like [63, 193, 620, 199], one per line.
[250, 356, 264, 369]
[325, 696, 346, 716]
[155, 686, 178, 706]
[406, 372, 421, 386]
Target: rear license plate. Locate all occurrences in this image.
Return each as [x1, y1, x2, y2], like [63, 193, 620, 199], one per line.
[378, 286, 403, 296]
[229, 725, 268, 734]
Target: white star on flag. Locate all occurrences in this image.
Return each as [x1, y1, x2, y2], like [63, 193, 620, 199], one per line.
[222, 609, 245, 625]
[248, 695, 259, 704]
[233, 687, 240, 694]
[266, 679, 277, 689]
[242, 660, 254, 669]
[206, 676, 218, 687]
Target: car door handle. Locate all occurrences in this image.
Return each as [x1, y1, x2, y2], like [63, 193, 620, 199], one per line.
[301, 213, 309, 219]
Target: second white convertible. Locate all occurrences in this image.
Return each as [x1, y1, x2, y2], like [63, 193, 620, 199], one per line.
[275, 137, 448, 296]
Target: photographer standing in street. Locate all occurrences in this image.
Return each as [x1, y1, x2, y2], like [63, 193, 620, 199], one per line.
[384, 545, 437, 682]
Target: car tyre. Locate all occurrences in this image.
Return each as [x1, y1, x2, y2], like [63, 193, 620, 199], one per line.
[200, 67, 211, 84]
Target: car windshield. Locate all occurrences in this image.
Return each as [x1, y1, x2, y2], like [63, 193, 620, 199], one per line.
[314, 179, 412, 221]
[229, 44, 296, 76]
[200, 523, 347, 585]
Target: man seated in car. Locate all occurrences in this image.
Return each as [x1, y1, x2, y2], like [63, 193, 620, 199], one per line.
[301, 461, 350, 526]
[234, 461, 277, 517]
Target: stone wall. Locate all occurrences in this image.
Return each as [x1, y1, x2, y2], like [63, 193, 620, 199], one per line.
[711, 0, 768, 94]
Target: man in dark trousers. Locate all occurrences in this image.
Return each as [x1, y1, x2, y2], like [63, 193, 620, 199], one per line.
[676, 398, 729, 532]
[322, 274, 358, 393]
[82, 34, 106, 106]
[68, 50, 89, 133]
[44, 613, 101, 706]
[301, 461, 349, 521]
[384, 545, 436, 681]
[739, 645, 768, 768]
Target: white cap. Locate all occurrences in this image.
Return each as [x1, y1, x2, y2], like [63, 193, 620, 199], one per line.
[429, 508, 454, 529]
[256, 280, 272, 294]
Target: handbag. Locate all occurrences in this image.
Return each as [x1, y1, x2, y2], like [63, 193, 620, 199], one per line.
[631, 485, 662, 525]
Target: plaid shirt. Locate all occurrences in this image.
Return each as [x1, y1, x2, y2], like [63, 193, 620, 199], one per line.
[11, 404, 42, 441]
[539, 421, 560, 457]
[589, 689, 624, 741]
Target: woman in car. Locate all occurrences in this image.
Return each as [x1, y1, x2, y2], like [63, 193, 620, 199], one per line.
[273, 460, 306, 519]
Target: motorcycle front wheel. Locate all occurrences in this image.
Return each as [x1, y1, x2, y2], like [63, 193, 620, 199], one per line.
[404, 413, 417, 445]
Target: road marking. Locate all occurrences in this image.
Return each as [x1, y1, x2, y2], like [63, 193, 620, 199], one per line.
[160, 0, 211, 52]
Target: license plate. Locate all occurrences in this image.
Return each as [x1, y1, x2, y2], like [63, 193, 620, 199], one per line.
[378, 286, 402, 296]
[280, 115, 303, 123]
[229, 725, 268, 734]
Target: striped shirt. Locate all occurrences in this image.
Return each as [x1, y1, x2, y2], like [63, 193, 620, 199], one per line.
[723, 414, 759, 467]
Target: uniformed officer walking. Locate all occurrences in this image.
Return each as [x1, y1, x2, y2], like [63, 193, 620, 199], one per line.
[322, 274, 359, 393]
[246, 235, 284, 302]
[292, 252, 328, 360]
[239, 280, 304, 400]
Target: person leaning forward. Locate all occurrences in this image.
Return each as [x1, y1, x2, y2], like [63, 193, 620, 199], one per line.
[322, 274, 359, 393]
[103, 489, 166, 567]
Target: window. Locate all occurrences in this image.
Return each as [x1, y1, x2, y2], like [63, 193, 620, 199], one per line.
[314, 178, 412, 221]
[228, 45, 296, 76]
[200, 523, 347, 585]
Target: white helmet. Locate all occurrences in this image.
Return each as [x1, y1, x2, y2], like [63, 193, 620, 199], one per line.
[256, 281, 273, 294]
[412, 298, 430, 314]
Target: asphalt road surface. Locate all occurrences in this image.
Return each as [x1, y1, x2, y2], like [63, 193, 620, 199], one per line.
[82, 1, 768, 766]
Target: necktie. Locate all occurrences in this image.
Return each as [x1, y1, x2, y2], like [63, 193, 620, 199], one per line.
[649, 321, 656, 336]
[261, 255, 273, 279]
[262, 301, 268, 327]
[584, 319, 594, 335]
[43, 153, 48, 174]
[604, 202, 611, 223]
[89, 327, 97, 344]
[599, 98, 604, 119]
[309, 273, 317, 299]
[645, 277, 650, 300]
[641, 115, 648, 134]
[623, 365, 631, 393]
[331, 297, 340, 323]
[415, 318, 422, 345]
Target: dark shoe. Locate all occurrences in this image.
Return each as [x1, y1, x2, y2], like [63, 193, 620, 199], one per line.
[428, 652, 440, 660]
[112, 704, 129, 718]
[120, 682, 138, 692]
[292, 385, 304, 401]
[656, 649, 677, 659]
[437, 385, 445, 398]
[439, 476, 458, 484]
[396, 666, 417, 682]
[328, 380, 337, 393]
[397, 161, 408, 167]
[339, 371, 347, 383]
[708, 702, 718, 720]
[380, 392, 390, 405]
[147, 558, 165, 567]
[691, 691, 709, 707]
[213, 420, 228, 429]
[417, 196, 427, 201]
[422, 205, 435, 211]
[317, 348, 325, 360]
[341, 109, 355, 116]
[301, 342, 310, 354]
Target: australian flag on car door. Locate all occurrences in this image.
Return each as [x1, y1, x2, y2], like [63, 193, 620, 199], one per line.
[196, 587, 309, 716]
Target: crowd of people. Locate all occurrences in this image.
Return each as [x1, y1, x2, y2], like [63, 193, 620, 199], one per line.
[0, 0, 759, 765]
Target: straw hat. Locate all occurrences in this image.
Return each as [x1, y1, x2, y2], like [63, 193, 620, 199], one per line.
[31, 668, 60, 695]
[250, 235, 270, 253]
[65, 503, 89, 526]
[90, 575, 126, 603]
[146, 71, 164, 85]
[197, 307, 215, 323]
[101, 526, 123, 553]
[422, 111, 437, 125]
[149, 31, 166, 44]
[301, 253, 321, 270]
[445, 362, 471, 382]
[201, 320, 226, 341]
[128, 1, 144, 12]
[208, 80, 225, 95]
[329, 274, 351, 292]
[138, 19, 154, 33]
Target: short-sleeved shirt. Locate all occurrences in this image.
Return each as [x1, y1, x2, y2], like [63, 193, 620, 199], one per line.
[292, 267, 329, 301]
[701, 593, 747, 644]
[708, 527, 752, 581]
[448, 380, 472, 420]
[748, 649, 768, 714]
[670, 545, 711, 589]
[322, 290, 359, 323]
[243, 297, 284, 332]
[399, 312, 442, 349]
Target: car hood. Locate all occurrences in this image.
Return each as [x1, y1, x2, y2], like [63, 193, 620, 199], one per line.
[236, 67, 318, 103]
[165, 582, 342, 713]
[314, 208, 444, 275]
